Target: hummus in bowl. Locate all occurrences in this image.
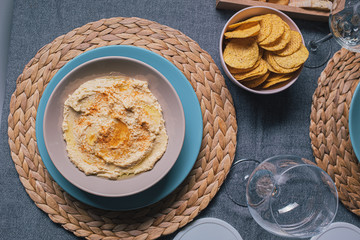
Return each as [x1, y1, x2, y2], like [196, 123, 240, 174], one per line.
[63, 76, 168, 179]
[43, 56, 185, 197]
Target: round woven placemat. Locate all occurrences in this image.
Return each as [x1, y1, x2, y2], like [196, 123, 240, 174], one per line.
[7, 17, 237, 239]
[310, 48, 360, 216]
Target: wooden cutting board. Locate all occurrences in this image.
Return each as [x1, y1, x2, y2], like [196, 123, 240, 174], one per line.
[216, 0, 330, 22]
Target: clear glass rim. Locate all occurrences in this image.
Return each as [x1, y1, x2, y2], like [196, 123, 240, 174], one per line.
[226, 158, 260, 207]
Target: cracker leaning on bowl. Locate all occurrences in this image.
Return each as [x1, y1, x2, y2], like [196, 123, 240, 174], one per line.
[222, 13, 309, 90]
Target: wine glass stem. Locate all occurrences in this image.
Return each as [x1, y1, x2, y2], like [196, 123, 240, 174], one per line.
[309, 33, 333, 52]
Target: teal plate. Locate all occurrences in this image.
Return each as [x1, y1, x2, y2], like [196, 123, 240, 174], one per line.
[349, 82, 360, 162]
[35, 45, 203, 211]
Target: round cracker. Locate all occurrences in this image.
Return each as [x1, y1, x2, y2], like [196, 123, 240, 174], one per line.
[259, 15, 285, 46]
[261, 77, 291, 88]
[242, 71, 270, 88]
[227, 15, 263, 31]
[228, 58, 261, 74]
[260, 24, 291, 52]
[256, 15, 273, 43]
[228, 48, 263, 74]
[266, 72, 294, 82]
[233, 59, 268, 81]
[223, 38, 259, 69]
[272, 44, 309, 69]
[274, 30, 302, 56]
[265, 51, 301, 73]
[224, 22, 260, 39]
[264, 58, 280, 73]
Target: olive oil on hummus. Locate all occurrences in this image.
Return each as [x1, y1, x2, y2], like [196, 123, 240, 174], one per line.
[62, 76, 168, 179]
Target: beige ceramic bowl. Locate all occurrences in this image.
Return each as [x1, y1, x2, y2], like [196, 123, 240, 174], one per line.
[219, 6, 305, 94]
[43, 56, 185, 197]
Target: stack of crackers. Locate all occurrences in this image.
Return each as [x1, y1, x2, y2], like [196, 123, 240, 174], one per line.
[223, 13, 309, 90]
[255, 0, 333, 11]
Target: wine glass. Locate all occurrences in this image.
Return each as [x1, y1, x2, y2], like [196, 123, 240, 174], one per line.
[225, 155, 338, 238]
[305, 0, 360, 68]
[330, 0, 360, 52]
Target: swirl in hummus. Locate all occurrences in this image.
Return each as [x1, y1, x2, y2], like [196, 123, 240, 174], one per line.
[62, 76, 168, 179]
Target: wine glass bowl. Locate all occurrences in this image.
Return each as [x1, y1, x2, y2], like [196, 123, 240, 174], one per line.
[330, 0, 360, 53]
[246, 155, 338, 238]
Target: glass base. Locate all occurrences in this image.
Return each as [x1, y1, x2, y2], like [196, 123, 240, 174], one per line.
[224, 159, 259, 207]
[304, 40, 332, 69]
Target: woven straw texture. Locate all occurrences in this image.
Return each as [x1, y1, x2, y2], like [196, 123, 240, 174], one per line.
[310, 48, 360, 216]
[7, 17, 237, 239]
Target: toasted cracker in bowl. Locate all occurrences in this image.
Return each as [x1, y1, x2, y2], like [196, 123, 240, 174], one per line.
[219, 6, 308, 94]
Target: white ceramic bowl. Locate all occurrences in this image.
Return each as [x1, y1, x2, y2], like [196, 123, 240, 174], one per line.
[43, 56, 185, 197]
[219, 6, 305, 94]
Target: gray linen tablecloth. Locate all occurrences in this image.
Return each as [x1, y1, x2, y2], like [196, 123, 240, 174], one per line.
[1, 0, 359, 239]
